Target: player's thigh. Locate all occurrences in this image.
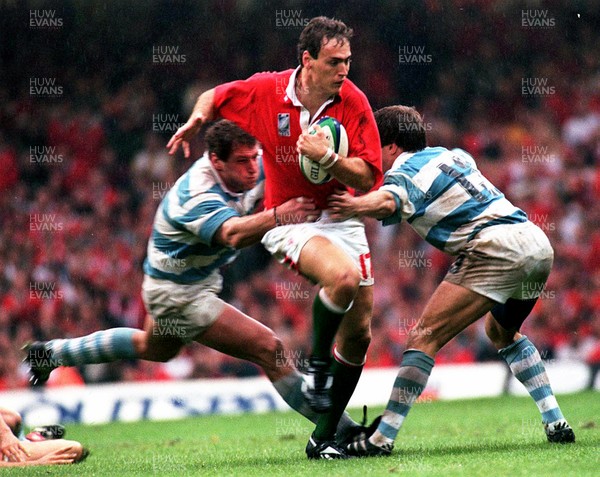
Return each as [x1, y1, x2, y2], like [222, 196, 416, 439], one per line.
[298, 235, 359, 287]
[21, 439, 83, 462]
[335, 285, 373, 360]
[262, 218, 371, 289]
[195, 303, 281, 363]
[412, 281, 496, 353]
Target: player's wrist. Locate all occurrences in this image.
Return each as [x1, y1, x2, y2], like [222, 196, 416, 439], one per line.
[273, 207, 281, 226]
[191, 114, 204, 127]
[317, 147, 334, 165]
[321, 152, 339, 170]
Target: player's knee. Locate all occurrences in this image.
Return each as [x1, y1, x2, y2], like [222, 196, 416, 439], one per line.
[259, 332, 284, 365]
[485, 314, 516, 349]
[64, 440, 85, 462]
[329, 269, 361, 305]
[485, 315, 500, 342]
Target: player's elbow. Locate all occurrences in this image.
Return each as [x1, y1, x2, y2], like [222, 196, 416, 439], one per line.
[219, 227, 240, 248]
[217, 222, 245, 249]
[358, 176, 375, 192]
[356, 168, 376, 192]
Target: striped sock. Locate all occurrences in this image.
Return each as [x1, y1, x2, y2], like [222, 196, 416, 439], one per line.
[499, 335, 564, 424]
[47, 328, 138, 366]
[370, 349, 434, 447]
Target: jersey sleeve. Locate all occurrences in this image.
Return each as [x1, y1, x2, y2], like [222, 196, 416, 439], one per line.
[341, 90, 383, 191]
[162, 193, 240, 246]
[379, 172, 419, 227]
[213, 74, 265, 133]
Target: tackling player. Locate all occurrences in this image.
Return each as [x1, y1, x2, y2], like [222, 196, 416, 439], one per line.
[167, 17, 383, 459]
[25, 120, 355, 436]
[329, 105, 575, 456]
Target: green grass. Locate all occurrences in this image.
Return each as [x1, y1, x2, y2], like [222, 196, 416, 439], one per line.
[4, 391, 599, 476]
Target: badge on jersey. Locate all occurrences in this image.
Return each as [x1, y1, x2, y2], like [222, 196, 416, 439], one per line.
[278, 113, 290, 137]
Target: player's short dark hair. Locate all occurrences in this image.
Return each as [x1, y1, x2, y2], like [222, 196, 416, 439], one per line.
[205, 120, 257, 161]
[374, 106, 427, 152]
[297, 16, 353, 64]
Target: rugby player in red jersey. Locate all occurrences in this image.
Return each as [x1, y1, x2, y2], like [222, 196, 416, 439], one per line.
[168, 17, 382, 459]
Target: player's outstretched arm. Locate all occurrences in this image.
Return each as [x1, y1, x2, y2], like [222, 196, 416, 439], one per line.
[0, 414, 28, 464]
[296, 125, 375, 191]
[167, 88, 216, 158]
[328, 189, 396, 220]
[214, 197, 318, 249]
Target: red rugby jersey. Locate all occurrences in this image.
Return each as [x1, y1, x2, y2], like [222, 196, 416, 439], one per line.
[213, 69, 382, 209]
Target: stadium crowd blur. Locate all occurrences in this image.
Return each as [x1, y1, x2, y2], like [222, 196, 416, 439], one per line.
[1, 1, 599, 389]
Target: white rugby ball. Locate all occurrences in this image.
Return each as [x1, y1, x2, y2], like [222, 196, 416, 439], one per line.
[299, 116, 348, 184]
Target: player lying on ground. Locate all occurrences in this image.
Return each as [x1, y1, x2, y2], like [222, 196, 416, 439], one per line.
[328, 105, 575, 456]
[0, 407, 86, 467]
[167, 16, 383, 459]
[25, 120, 365, 441]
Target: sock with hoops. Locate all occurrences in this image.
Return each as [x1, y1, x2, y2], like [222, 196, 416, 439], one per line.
[370, 349, 434, 448]
[46, 328, 138, 366]
[499, 335, 565, 425]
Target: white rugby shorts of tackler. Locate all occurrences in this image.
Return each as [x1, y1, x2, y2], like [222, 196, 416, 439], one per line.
[443, 221, 553, 303]
[142, 271, 226, 342]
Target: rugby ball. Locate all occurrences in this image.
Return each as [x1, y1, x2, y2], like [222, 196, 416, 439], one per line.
[299, 116, 348, 185]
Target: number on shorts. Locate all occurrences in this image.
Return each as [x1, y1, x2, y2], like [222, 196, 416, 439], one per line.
[359, 252, 373, 281]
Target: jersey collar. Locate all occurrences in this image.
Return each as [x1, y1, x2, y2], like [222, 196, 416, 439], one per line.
[391, 151, 416, 170]
[285, 66, 340, 127]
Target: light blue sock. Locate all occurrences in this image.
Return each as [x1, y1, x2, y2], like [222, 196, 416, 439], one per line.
[499, 335, 564, 424]
[370, 349, 435, 446]
[47, 328, 138, 366]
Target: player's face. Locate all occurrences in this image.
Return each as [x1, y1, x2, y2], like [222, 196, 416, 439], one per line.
[308, 38, 351, 97]
[381, 144, 398, 172]
[214, 144, 260, 193]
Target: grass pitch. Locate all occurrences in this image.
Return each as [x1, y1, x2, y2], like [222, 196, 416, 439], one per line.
[4, 391, 598, 476]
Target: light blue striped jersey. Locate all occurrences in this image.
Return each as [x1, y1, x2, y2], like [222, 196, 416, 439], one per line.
[143, 154, 264, 284]
[380, 146, 527, 254]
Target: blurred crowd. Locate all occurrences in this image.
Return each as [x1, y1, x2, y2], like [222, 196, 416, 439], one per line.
[1, 1, 599, 389]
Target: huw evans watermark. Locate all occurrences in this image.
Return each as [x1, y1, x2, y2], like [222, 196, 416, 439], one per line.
[522, 78, 555, 96]
[398, 45, 432, 64]
[399, 250, 432, 268]
[521, 146, 557, 163]
[521, 10, 555, 28]
[152, 46, 186, 64]
[275, 10, 309, 28]
[30, 146, 64, 164]
[30, 78, 62, 97]
[30, 10, 63, 29]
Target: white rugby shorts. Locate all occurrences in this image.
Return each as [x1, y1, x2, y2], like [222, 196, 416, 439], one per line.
[261, 213, 374, 286]
[142, 271, 226, 342]
[444, 221, 553, 303]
